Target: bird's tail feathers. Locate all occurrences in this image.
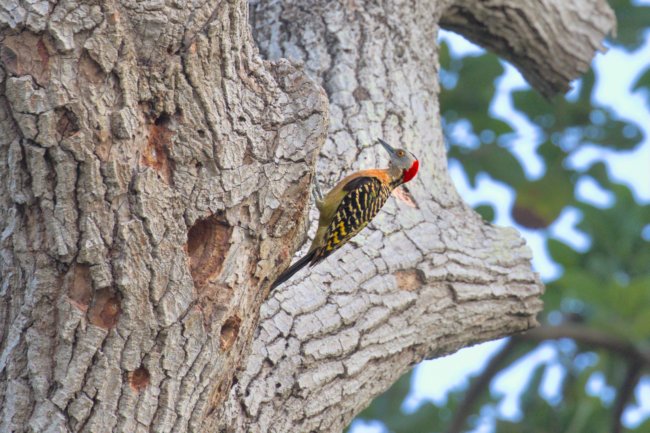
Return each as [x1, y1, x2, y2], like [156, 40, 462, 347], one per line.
[270, 250, 317, 290]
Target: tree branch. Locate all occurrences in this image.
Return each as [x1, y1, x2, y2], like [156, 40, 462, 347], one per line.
[446, 339, 521, 433]
[612, 360, 643, 433]
[447, 323, 650, 433]
[518, 324, 650, 365]
[440, 0, 616, 97]
[520, 324, 650, 433]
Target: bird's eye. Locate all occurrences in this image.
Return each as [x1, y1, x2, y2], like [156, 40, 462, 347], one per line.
[397, 150, 404, 157]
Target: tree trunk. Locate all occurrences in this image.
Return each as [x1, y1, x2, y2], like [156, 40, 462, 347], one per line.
[0, 0, 614, 432]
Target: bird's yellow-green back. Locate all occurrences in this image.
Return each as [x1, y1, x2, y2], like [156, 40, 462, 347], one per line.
[309, 169, 393, 263]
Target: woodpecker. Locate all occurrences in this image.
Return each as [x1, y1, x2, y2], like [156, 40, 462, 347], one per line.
[271, 138, 419, 289]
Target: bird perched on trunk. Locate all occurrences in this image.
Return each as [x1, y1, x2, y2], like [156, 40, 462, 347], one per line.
[271, 138, 419, 289]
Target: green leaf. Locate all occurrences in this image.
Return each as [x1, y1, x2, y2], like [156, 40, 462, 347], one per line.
[547, 239, 581, 268]
[512, 72, 643, 153]
[608, 0, 650, 50]
[450, 142, 527, 188]
[511, 166, 573, 229]
[475, 204, 496, 222]
[441, 53, 513, 138]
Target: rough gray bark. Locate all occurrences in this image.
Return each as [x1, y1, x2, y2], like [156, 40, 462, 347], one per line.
[210, 0, 615, 431]
[0, 1, 614, 433]
[0, 1, 328, 431]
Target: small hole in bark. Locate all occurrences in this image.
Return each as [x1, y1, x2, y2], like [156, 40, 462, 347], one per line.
[129, 366, 150, 392]
[56, 107, 80, 138]
[218, 381, 227, 393]
[220, 315, 241, 351]
[187, 215, 236, 326]
[353, 86, 371, 101]
[155, 112, 171, 126]
[238, 116, 246, 122]
[88, 288, 120, 328]
[107, 12, 119, 25]
[275, 383, 281, 389]
[197, 129, 205, 137]
[187, 214, 232, 290]
[142, 112, 174, 183]
[0, 46, 18, 70]
[394, 269, 424, 291]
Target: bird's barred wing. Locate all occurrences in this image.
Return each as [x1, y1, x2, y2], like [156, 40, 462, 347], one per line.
[317, 176, 391, 260]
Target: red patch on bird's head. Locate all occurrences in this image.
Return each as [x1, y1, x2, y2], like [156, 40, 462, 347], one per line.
[402, 160, 419, 183]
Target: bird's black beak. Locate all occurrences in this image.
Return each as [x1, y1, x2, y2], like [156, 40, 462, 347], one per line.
[378, 138, 397, 156]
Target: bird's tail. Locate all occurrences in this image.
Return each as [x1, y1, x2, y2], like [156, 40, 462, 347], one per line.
[270, 250, 317, 290]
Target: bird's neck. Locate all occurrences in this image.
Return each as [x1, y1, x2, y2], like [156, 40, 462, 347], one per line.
[388, 165, 403, 188]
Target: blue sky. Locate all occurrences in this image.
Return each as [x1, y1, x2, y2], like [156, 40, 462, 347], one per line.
[351, 23, 650, 433]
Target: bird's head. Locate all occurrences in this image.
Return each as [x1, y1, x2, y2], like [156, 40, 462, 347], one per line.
[378, 138, 419, 184]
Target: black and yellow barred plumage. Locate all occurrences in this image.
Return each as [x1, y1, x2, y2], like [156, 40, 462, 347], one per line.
[270, 139, 419, 290]
[271, 174, 394, 289]
[321, 176, 392, 255]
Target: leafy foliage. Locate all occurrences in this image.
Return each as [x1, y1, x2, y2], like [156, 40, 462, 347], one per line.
[609, 0, 650, 50]
[350, 1, 650, 432]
